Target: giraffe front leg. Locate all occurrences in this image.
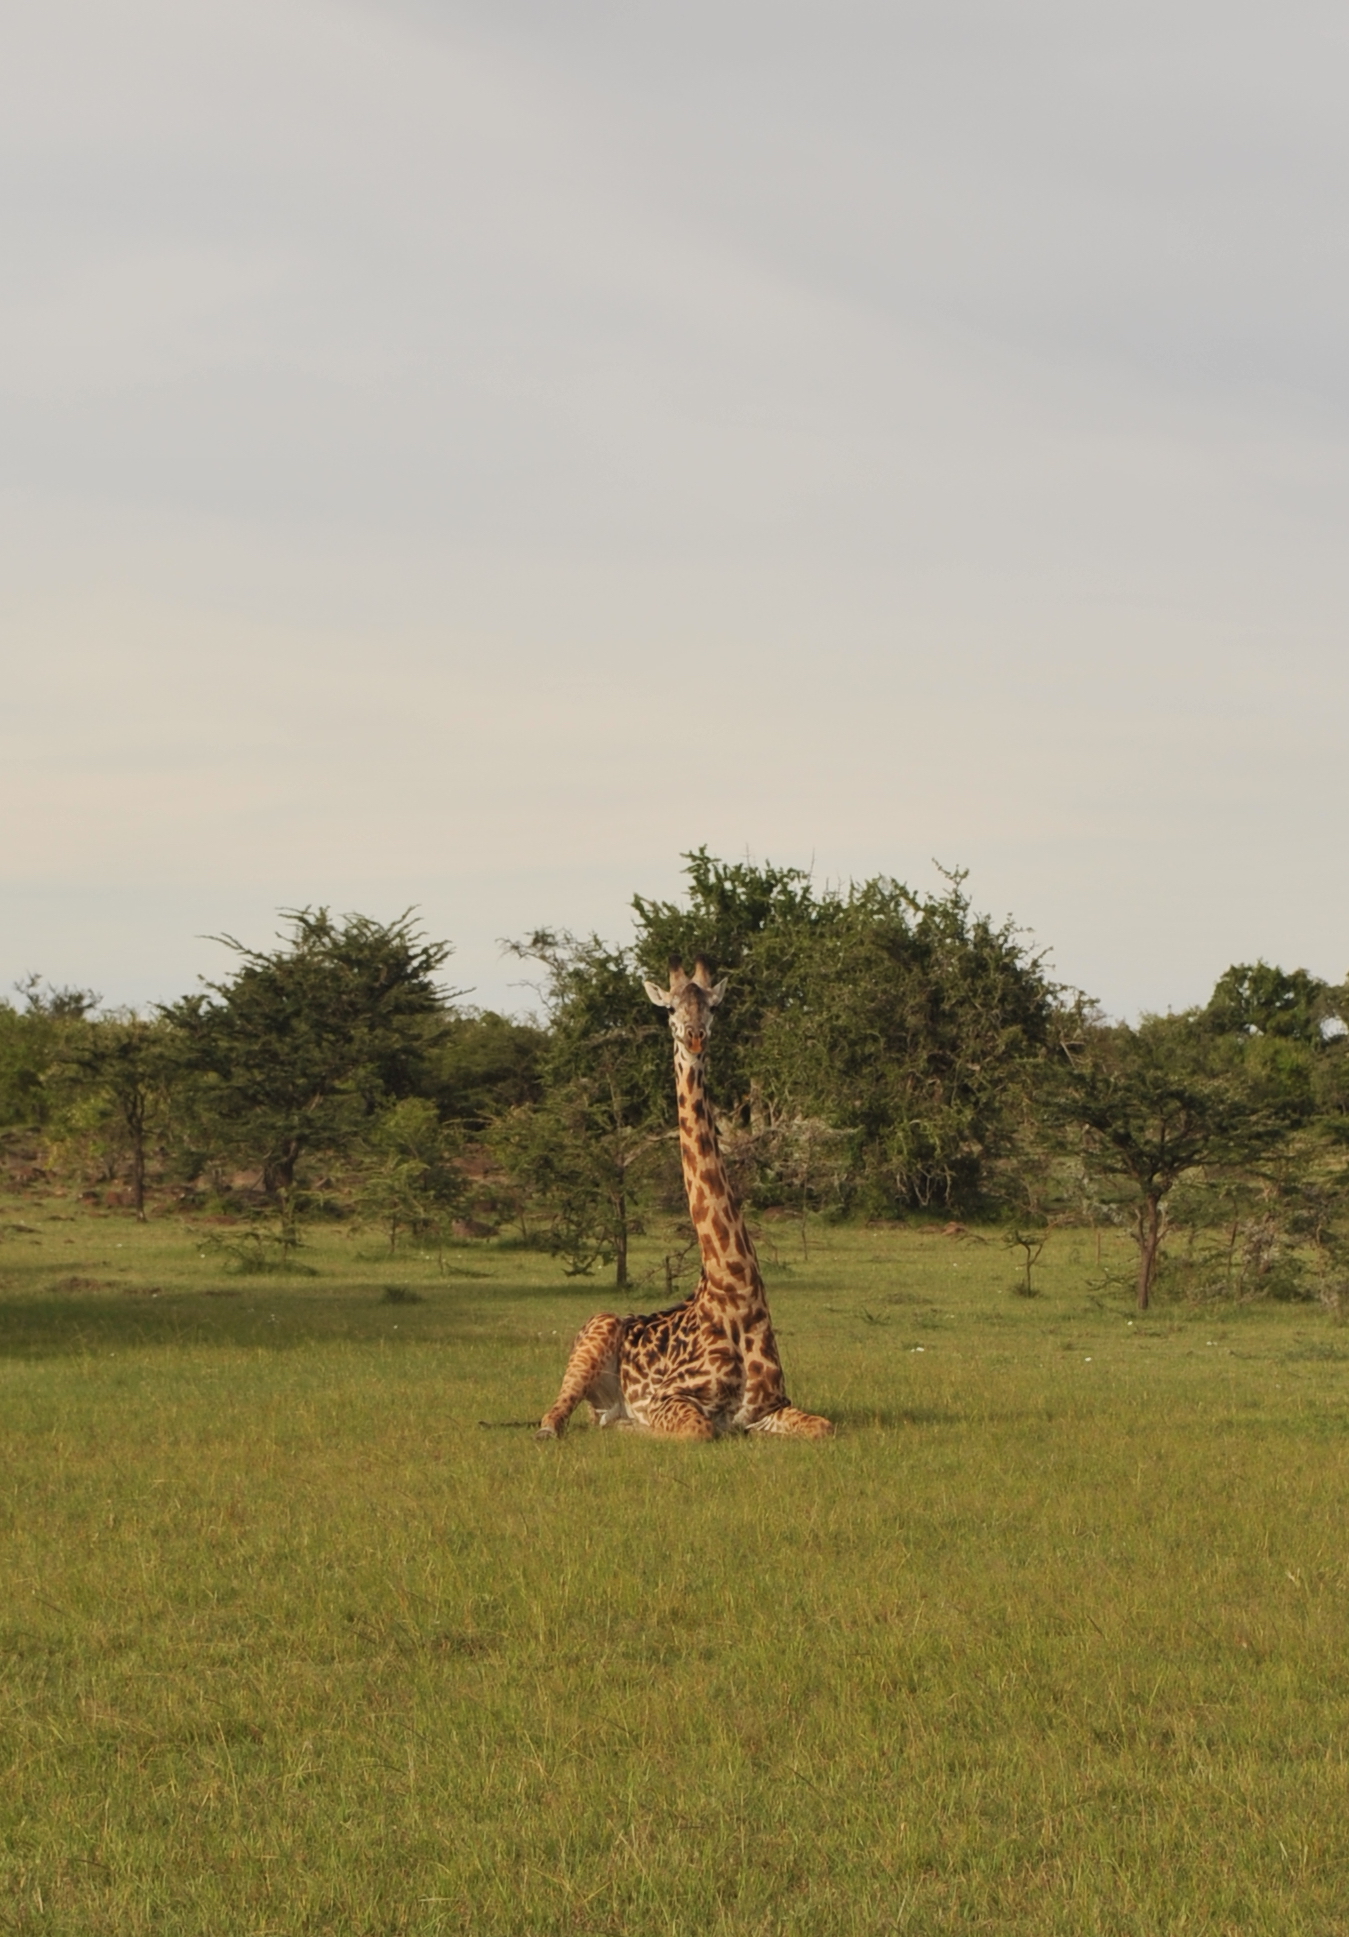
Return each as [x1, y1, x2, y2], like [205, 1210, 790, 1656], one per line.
[746, 1404, 834, 1440]
[737, 1323, 833, 1438]
[535, 1314, 626, 1441]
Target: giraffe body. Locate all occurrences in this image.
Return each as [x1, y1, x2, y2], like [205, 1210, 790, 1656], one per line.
[535, 961, 832, 1442]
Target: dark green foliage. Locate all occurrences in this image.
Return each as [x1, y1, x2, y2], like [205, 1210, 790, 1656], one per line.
[1055, 1011, 1315, 1308]
[632, 849, 818, 1112]
[163, 910, 455, 1227]
[489, 1087, 662, 1282]
[10, 881, 1349, 1324]
[356, 1097, 465, 1253]
[633, 852, 1061, 1212]
[762, 876, 1061, 1211]
[54, 1013, 178, 1219]
[493, 932, 671, 1284]
[6, 919, 540, 1240]
[519, 929, 670, 1122]
[1313, 1048, 1349, 1123]
[1120, 964, 1349, 1310]
[0, 978, 100, 1130]
[1205, 961, 1329, 1041]
[429, 1010, 546, 1130]
[0, 1004, 49, 1131]
[487, 857, 1065, 1266]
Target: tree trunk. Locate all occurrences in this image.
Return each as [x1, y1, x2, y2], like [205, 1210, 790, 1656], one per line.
[131, 1136, 146, 1221]
[1137, 1191, 1164, 1310]
[608, 1078, 630, 1291]
[129, 1119, 147, 1222]
[278, 1186, 299, 1253]
[267, 1142, 302, 1240]
[613, 1175, 629, 1290]
[123, 1093, 148, 1222]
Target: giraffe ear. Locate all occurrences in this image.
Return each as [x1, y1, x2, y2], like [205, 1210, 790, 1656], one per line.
[708, 979, 728, 1008]
[644, 980, 674, 1009]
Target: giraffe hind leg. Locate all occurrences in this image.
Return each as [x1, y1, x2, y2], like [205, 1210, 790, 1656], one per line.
[644, 1396, 716, 1440]
[535, 1314, 626, 1441]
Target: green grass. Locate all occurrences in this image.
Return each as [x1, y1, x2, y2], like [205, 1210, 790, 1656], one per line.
[3, 1201, 1349, 1934]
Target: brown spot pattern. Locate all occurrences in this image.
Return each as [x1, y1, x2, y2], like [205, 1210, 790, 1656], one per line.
[533, 974, 832, 1441]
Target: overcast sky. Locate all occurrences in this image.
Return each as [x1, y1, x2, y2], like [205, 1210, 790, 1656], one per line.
[3, 0, 1347, 1019]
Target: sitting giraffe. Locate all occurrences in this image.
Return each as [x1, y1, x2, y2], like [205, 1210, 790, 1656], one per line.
[534, 960, 833, 1441]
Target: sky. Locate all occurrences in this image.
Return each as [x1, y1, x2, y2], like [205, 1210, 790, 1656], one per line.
[3, 0, 1348, 1021]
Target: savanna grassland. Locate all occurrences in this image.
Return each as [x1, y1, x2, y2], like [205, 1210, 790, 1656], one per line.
[3, 1200, 1349, 1935]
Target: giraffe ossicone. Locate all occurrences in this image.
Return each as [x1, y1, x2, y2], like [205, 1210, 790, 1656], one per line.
[534, 957, 833, 1442]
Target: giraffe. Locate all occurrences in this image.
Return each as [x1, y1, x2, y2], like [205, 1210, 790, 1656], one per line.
[534, 959, 833, 1441]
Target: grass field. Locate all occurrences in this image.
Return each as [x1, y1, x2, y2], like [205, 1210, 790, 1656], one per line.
[3, 1198, 1349, 1935]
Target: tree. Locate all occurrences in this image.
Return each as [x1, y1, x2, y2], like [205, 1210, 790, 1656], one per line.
[1055, 1012, 1311, 1309]
[766, 873, 1063, 1211]
[496, 931, 670, 1286]
[429, 1011, 546, 1130]
[633, 852, 1063, 1213]
[58, 1013, 176, 1219]
[356, 1098, 464, 1253]
[0, 978, 100, 1131]
[632, 850, 819, 1118]
[165, 910, 456, 1239]
[1205, 962, 1328, 1042]
[490, 1085, 663, 1282]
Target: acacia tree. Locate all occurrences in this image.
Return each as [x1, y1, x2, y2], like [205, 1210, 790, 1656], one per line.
[1055, 1012, 1311, 1309]
[0, 978, 100, 1133]
[428, 1011, 547, 1130]
[357, 1097, 465, 1254]
[1189, 961, 1349, 1307]
[165, 910, 456, 1239]
[495, 931, 669, 1287]
[633, 851, 1062, 1213]
[767, 873, 1062, 1210]
[59, 1014, 176, 1219]
[490, 1081, 664, 1283]
[1204, 962, 1328, 1041]
[632, 851, 819, 1119]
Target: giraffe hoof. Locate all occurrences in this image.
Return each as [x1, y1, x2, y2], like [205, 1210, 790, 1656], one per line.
[533, 1424, 559, 1442]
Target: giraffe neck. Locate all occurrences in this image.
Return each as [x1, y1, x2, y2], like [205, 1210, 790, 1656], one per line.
[673, 1052, 763, 1305]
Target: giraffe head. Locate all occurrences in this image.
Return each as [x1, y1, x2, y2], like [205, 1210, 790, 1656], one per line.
[644, 959, 727, 1063]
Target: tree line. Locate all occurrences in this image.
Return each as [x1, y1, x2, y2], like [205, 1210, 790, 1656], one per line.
[3, 854, 1348, 1311]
